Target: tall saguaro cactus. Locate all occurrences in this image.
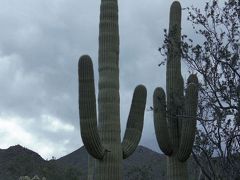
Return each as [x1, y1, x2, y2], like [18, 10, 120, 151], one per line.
[153, 1, 198, 180]
[78, 0, 147, 179]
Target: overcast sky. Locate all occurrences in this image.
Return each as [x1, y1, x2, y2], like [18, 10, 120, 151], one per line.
[0, 0, 207, 159]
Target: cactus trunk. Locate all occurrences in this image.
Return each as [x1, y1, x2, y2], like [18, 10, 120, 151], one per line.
[153, 1, 199, 180]
[96, 0, 122, 178]
[78, 0, 147, 179]
[88, 155, 95, 180]
[167, 157, 188, 180]
[166, 2, 186, 179]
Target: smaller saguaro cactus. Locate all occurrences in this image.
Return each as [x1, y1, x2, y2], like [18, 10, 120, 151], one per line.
[153, 1, 199, 180]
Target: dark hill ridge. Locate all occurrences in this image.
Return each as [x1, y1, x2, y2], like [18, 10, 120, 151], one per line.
[0, 145, 47, 180]
[0, 145, 43, 162]
[0, 145, 199, 180]
[0, 145, 78, 180]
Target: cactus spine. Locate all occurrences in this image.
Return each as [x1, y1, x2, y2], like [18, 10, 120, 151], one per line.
[78, 0, 147, 179]
[153, 1, 198, 180]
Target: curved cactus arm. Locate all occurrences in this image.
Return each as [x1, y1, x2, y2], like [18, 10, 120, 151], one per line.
[122, 85, 147, 159]
[177, 75, 198, 162]
[187, 74, 199, 85]
[78, 55, 106, 159]
[153, 87, 173, 156]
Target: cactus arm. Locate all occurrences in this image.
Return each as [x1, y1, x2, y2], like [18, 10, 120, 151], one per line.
[122, 85, 147, 159]
[153, 87, 173, 156]
[177, 75, 198, 162]
[78, 55, 106, 159]
[187, 74, 199, 85]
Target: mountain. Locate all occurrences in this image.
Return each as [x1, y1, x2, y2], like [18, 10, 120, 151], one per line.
[0, 145, 199, 180]
[0, 145, 45, 180]
[0, 145, 80, 180]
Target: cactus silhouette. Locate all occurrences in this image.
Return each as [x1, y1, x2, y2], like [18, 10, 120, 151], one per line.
[153, 1, 198, 180]
[78, 0, 147, 179]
